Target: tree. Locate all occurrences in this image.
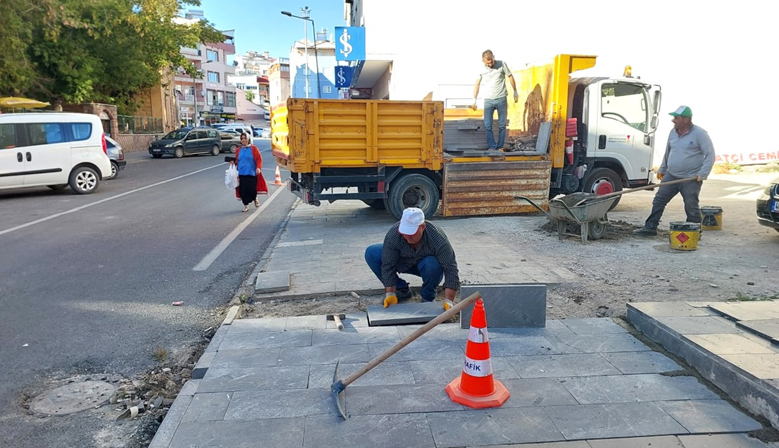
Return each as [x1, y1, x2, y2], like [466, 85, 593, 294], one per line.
[246, 91, 255, 102]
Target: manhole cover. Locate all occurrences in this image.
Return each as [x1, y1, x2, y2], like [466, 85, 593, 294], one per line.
[31, 381, 115, 415]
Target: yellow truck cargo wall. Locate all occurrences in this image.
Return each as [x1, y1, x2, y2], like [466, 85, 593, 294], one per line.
[272, 98, 443, 173]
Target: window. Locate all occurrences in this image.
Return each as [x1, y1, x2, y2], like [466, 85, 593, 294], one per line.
[217, 91, 224, 106]
[196, 131, 208, 139]
[70, 123, 92, 141]
[207, 90, 215, 106]
[226, 92, 236, 107]
[0, 124, 17, 149]
[26, 123, 65, 145]
[206, 50, 218, 62]
[207, 71, 220, 83]
[600, 83, 649, 132]
[323, 86, 332, 94]
[207, 130, 218, 138]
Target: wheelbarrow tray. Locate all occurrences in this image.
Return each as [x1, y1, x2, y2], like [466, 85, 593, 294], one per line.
[548, 192, 616, 224]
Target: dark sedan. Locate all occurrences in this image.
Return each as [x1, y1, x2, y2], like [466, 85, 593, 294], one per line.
[756, 177, 779, 231]
[148, 127, 221, 158]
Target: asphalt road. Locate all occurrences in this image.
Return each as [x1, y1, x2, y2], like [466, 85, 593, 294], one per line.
[0, 139, 296, 447]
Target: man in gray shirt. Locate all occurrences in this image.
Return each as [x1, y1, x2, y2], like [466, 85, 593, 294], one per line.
[634, 106, 715, 236]
[471, 50, 518, 150]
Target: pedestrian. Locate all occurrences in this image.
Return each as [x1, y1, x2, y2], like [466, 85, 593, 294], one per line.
[471, 49, 519, 151]
[232, 132, 268, 212]
[634, 106, 715, 236]
[364, 207, 460, 308]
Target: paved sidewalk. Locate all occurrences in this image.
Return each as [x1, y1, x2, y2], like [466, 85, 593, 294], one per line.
[255, 200, 578, 300]
[149, 314, 778, 448]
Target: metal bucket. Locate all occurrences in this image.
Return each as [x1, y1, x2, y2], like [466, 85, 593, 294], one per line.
[700, 206, 723, 230]
[669, 221, 701, 251]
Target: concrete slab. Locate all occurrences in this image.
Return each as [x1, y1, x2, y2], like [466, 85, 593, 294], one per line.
[408, 358, 519, 386]
[303, 413, 435, 448]
[169, 418, 305, 448]
[630, 302, 715, 317]
[277, 343, 372, 366]
[543, 402, 688, 440]
[227, 317, 288, 332]
[549, 332, 651, 354]
[498, 378, 579, 408]
[559, 318, 628, 335]
[217, 329, 312, 351]
[254, 271, 290, 293]
[148, 394, 192, 448]
[685, 333, 776, 355]
[488, 336, 561, 356]
[224, 389, 333, 419]
[427, 408, 564, 447]
[324, 312, 369, 329]
[459, 284, 546, 329]
[307, 361, 416, 388]
[720, 353, 779, 379]
[368, 339, 464, 362]
[656, 316, 742, 335]
[180, 392, 232, 422]
[657, 400, 762, 433]
[678, 433, 777, 447]
[738, 319, 779, 343]
[191, 351, 216, 379]
[560, 374, 719, 404]
[209, 348, 280, 370]
[708, 301, 779, 321]
[197, 366, 310, 393]
[600, 351, 683, 374]
[311, 326, 401, 346]
[285, 315, 328, 330]
[507, 354, 622, 378]
[475, 442, 590, 448]
[588, 436, 684, 447]
[367, 302, 443, 326]
[339, 384, 464, 415]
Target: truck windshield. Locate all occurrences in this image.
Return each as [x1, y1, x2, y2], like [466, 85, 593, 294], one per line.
[601, 83, 649, 133]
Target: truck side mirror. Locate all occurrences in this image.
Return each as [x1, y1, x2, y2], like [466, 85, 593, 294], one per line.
[650, 115, 659, 131]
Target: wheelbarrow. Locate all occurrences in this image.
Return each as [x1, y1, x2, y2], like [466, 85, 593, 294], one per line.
[516, 193, 617, 244]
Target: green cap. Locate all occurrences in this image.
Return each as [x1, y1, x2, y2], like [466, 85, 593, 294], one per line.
[669, 105, 692, 117]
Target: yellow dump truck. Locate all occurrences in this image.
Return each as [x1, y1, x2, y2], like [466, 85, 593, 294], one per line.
[272, 54, 662, 222]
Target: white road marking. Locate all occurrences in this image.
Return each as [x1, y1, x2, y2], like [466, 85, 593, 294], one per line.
[277, 239, 323, 247]
[193, 184, 287, 271]
[0, 163, 225, 237]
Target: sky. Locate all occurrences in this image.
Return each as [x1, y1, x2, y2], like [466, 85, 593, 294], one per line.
[194, 0, 345, 61]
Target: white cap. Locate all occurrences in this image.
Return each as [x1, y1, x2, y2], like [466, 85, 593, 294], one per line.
[398, 207, 425, 235]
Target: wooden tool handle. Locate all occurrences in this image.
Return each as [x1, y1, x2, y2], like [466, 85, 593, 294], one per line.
[341, 291, 481, 388]
[334, 315, 344, 331]
[573, 177, 698, 206]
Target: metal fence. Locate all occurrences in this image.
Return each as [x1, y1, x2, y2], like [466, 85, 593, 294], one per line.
[118, 115, 163, 134]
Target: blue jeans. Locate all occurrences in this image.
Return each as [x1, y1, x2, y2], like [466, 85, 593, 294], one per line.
[483, 96, 508, 149]
[364, 243, 443, 302]
[644, 173, 703, 230]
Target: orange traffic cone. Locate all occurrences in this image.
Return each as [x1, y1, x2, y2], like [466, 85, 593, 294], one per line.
[274, 166, 282, 186]
[446, 298, 510, 409]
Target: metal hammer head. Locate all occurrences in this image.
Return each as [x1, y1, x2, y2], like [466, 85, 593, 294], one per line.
[326, 314, 346, 321]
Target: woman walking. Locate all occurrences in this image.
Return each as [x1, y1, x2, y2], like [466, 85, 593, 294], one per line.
[233, 133, 268, 212]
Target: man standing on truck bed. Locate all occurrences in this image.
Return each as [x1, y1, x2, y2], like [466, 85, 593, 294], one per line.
[634, 106, 715, 236]
[365, 208, 460, 308]
[472, 49, 519, 151]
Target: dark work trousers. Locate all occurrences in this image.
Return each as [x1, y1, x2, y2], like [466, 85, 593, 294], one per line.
[644, 174, 702, 230]
[364, 243, 443, 302]
[238, 175, 257, 206]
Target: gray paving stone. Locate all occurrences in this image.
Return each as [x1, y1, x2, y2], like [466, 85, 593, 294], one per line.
[685, 333, 776, 355]
[738, 319, 779, 343]
[544, 402, 688, 440]
[560, 374, 719, 404]
[409, 357, 520, 385]
[217, 329, 312, 350]
[488, 336, 561, 356]
[192, 351, 216, 379]
[181, 392, 232, 422]
[254, 271, 290, 293]
[427, 408, 564, 447]
[209, 348, 280, 370]
[325, 312, 369, 329]
[548, 332, 651, 354]
[169, 418, 304, 448]
[227, 317, 287, 332]
[600, 351, 683, 374]
[460, 284, 546, 328]
[308, 361, 416, 388]
[178, 379, 199, 397]
[303, 413, 434, 448]
[396, 322, 467, 341]
[470, 442, 590, 448]
[204, 325, 229, 353]
[657, 400, 762, 433]
[499, 378, 578, 408]
[197, 366, 309, 393]
[559, 318, 627, 335]
[479, 319, 575, 339]
[285, 315, 328, 330]
[656, 316, 741, 335]
[368, 339, 464, 361]
[507, 354, 621, 378]
[148, 395, 192, 448]
[709, 301, 779, 321]
[588, 436, 684, 447]
[367, 302, 443, 325]
[721, 353, 779, 379]
[277, 343, 371, 366]
[630, 302, 714, 317]
[312, 326, 401, 346]
[341, 383, 463, 415]
[678, 433, 775, 448]
[224, 388, 333, 419]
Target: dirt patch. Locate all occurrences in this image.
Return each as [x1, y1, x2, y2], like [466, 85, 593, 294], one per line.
[537, 219, 670, 242]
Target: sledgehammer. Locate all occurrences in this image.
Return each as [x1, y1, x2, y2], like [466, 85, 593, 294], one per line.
[326, 313, 345, 331]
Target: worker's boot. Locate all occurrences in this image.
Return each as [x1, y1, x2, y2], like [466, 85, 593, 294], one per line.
[633, 227, 657, 237]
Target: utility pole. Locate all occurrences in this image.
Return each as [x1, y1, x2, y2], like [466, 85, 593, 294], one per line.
[302, 6, 310, 98]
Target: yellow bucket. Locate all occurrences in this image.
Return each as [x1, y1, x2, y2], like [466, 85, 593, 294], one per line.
[669, 221, 700, 251]
[700, 206, 723, 230]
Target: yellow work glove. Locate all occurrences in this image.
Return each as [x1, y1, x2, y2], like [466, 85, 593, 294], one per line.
[657, 172, 664, 180]
[383, 292, 398, 308]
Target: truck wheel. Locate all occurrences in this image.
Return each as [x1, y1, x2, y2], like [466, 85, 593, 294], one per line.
[387, 174, 440, 220]
[362, 199, 386, 210]
[582, 167, 622, 211]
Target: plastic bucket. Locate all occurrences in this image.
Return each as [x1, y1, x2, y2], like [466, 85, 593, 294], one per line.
[669, 221, 700, 251]
[700, 206, 723, 230]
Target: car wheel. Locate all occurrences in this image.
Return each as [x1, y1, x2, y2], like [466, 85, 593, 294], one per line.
[152, 154, 163, 159]
[582, 167, 622, 211]
[109, 161, 119, 179]
[69, 166, 100, 194]
[230, 144, 238, 154]
[174, 147, 184, 158]
[47, 184, 67, 190]
[211, 145, 220, 156]
[386, 173, 440, 220]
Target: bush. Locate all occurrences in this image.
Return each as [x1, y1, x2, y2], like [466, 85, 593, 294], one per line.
[711, 162, 742, 174]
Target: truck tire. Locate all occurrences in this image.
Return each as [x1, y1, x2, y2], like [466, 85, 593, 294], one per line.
[582, 167, 622, 211]
[386, 174, 439, 220]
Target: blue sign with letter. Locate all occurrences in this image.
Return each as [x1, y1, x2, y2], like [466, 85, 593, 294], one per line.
[334, 66, 354, 88]
[335, 27, 365, 61]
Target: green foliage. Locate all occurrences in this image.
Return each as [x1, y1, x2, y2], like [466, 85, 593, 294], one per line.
[246, 91, 255, 102]
[0, 0, 225, 114]
[729, 292, 779, 302]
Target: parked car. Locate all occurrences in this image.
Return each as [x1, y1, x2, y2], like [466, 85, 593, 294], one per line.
[217, 124, 253, 144]
[0, 112, 111, 194]
[219, 129, 241, 153]
[148, 127, 221, 158]
[261, 128, 270, 139]
[105, 136, 126, 179]
[756, 177, 779, 232]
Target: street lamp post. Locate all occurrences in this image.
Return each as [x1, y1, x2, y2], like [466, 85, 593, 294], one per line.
[281, 8, 321, 99]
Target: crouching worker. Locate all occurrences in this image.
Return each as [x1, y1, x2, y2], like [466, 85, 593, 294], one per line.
[364, 207, 460, 308]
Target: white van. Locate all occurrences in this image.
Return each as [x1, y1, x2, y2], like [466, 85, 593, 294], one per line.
[0, 112, 112, 194]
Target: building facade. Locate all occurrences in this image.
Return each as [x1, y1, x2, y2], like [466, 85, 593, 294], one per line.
[268, 58, 291, 109]
[288, 35, 338, 100]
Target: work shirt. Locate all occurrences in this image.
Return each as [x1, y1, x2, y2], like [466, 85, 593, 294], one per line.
[381, 222, 460, 290]
[659, 125, 715, 180]
[237, 146, 257, 176]
[478, 60, 512, 99]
